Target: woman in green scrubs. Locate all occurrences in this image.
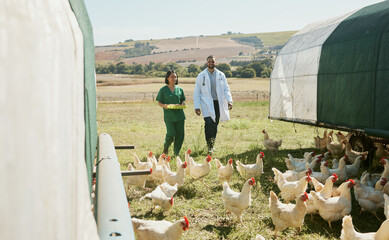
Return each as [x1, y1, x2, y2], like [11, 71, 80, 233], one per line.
[156, 70, 186, 156]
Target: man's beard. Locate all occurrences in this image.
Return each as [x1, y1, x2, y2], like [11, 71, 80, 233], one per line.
[208, 65, 215, 69]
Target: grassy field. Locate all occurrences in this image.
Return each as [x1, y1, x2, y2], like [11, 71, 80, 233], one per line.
[96, 75, 270, 102]
[97, 101, 385, 240]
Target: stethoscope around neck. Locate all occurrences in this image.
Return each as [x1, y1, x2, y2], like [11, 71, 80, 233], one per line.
[202, 73, 220, 86]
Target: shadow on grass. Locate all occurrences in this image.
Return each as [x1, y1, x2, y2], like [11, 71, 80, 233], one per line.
[132, 209, 166, 220]
[175, 183, 198, 200]
[202, 224, 234, 239]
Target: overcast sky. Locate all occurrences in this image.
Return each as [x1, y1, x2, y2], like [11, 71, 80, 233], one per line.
[85, 0, 385, 46]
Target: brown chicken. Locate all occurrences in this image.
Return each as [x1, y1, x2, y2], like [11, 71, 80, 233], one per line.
[262, 129, 282, 151]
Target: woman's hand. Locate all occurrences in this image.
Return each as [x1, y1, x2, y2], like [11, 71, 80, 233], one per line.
[163, 104, 168, 109]
[181, 101, 186, 106]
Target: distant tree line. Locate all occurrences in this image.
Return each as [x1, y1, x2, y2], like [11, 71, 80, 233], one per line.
[231, 36, 264, 48]
[95, 58, 273, 78]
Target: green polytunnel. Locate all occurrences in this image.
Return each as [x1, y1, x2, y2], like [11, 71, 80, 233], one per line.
[270, 0, 389, 139]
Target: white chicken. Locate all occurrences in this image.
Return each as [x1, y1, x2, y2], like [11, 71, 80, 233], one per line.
[383, 180, 389, 196]
[326, 136, 345, 157]
[280, 169, 310, 182]
[311, 174, 338, 199]
[379, 157, 389, 180]
[344, 140, 368, 163]
[188, 155, 212, 188]
[340, 215, 389, 240]
[329, 155, 348, 184]
[140, 184, 174, 212]
[286, 156, 321, 172]
[272, 168, 311, 203]
[262, 129, 282, 151]
[222, 178, 255, 227]
[269, 191, 308, 238]
[162, 160, 187, 187]
[310, 179, 355, 228]
[354, 180, 384, 220]
[360, 171, 381, 188]
[345, 155, 364, 178]
[215, 158, 234, 184]
[236, 152, 264, 180]
[134, 153, 152, 170]
[158, 154, 171, 170]
[132, 216, 189, 240]
[159, 182, 178, 198]
[374, 177, 387, 192]
[150, 157, 165, 183]
[288, 151, 316, 163]
[384, 194, 389, 220]
[314, 129, 327, 151]
[126, 163, 151, 189]
[308, 161, 331, 183]
[184, 149, 192, 176]
[376, 143, 389, 160]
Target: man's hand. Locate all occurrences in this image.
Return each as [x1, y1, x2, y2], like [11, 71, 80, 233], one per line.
[228, 102, 233, 110]
[195, 109, 201, 116]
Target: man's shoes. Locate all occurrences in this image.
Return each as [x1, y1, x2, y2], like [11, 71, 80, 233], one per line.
[208, 147, 216, 154]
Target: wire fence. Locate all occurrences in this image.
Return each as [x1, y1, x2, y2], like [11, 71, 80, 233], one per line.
[97, 90, 269, 103]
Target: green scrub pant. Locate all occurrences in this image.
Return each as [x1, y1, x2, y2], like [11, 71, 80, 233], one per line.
[164, 120, 185, 156]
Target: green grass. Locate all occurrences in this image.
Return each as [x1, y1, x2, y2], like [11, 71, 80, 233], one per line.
[97, 101, 384, 240]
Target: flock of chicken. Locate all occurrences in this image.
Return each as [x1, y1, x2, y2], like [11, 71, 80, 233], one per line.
[125, 129, 389, 240]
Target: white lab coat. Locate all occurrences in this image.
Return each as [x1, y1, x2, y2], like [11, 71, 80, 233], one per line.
[193, 68, 233, 122]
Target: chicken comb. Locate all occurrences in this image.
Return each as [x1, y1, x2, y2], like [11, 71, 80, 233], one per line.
[380, 156, 388, 162]
[380, 178, 387, 185]
[183, 216, 189, 228]
[161, 153, 166, 158]
[166, 156, 171, 162]
[344, 155, 349, 159]
[249, 177, 256, 185]
[183, 162, 188, 168]
[306, 174, 312, 182]
[260, 152, 265, 158]
[347, 179, 355, 185]
[149, 168, 153, 174]
[148, 151, 153, 157]
[170, 197, 174, 205]
[206, 155, 212, 161]
[303, 192, 309, 200]
[331, 173, 338, 180]
[187, 149, 191, 154]
[228, 158, 233, 164]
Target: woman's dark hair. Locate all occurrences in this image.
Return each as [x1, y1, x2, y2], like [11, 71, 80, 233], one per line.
[165, 70, 178, 85]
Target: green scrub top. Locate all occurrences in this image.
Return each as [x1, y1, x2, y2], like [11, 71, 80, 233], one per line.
[156, 85, 186, 122]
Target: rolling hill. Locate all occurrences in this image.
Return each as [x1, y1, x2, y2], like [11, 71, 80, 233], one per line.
[95, 31, 297, 66]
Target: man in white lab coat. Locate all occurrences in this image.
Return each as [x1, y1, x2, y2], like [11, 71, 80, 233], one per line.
[193, 55, 233, 153]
